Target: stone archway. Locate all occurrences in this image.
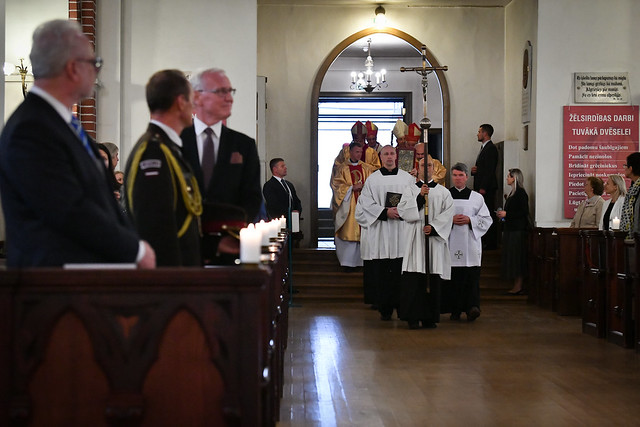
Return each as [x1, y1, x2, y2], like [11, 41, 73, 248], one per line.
[308, 27, 451, 247]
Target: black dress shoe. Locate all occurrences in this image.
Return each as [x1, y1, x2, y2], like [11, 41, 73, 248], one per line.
[380, 314, 392, 321]
[504, 290, 524, 296]
[450, 313, 461, 321]
[467, 306, 481, 322]
[408, 321, 420, 329]
[423, 322, 437, 329]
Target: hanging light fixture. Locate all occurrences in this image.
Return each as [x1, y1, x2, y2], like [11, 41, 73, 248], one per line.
[374, 5, 387, 27]
[349, 38, 387, 94]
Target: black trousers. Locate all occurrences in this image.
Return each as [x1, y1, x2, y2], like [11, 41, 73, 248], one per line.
[372, 257, 403, 317]
[363, 260, 376, 305]
[399, 272, 441, 324]
[446, 266, 481, 315]
[481, 190, 498, 250]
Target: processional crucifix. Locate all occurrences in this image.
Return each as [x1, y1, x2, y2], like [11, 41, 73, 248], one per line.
[399, 45, 448, 290]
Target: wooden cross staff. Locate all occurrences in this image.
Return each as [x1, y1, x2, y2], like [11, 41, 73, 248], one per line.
[399, 45, 448, 291]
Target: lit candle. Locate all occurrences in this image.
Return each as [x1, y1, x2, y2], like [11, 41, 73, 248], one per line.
[376, 72, 381, 84]
[291, 211, 300, 233]
[240, 224, 261, 263]
[612, 216, 620, 230]
[279, 216, 287, 231]
[381, 69, 386, 82]
[269, 219, 279, 239]
[256, 220, 270, 246]
[351, 71, 357, 84]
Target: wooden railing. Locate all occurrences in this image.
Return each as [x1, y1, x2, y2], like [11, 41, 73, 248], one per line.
[0, 243, 290, 426]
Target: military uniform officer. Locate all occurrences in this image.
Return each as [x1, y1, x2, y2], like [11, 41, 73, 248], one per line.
[125, 69, 203, 266]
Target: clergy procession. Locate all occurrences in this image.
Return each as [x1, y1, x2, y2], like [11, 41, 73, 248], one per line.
[330, 119, 492, 329]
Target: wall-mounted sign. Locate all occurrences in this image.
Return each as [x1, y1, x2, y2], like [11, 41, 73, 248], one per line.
[563, 105, 639, 218]
[574, 72, 629, 104]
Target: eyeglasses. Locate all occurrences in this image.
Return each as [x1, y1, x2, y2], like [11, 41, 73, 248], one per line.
[77, 56, 103, 71]
[197, 88, 236, 97]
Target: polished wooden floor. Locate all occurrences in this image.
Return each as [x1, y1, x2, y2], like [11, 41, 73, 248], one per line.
[278, 299, 640, 426]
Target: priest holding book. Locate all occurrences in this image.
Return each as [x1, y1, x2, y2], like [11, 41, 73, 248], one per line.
[356, 145, 415, 320]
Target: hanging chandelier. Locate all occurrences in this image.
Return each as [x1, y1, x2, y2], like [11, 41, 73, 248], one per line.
[350, 38, 387, 93]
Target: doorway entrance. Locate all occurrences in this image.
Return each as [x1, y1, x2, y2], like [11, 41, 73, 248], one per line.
[309, 28, 451, 247]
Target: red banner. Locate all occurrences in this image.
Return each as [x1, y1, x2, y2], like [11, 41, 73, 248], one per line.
[564, 106, 639, 218]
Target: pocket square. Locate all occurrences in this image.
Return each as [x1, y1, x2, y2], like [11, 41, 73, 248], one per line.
[230, 152, 243, 164]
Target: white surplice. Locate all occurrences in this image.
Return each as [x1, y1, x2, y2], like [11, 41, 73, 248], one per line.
[449, 187, 492, 267]
[397, 182, 454, 279]
[355, 169, 415, 260]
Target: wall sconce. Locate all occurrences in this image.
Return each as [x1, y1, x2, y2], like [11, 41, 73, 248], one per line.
[4, 58, 30, 99]
[17, 58, 29, 98]
[374, 5, 387, 27]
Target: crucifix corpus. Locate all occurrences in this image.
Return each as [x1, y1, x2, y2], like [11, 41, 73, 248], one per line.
[399, 44, 448, 292]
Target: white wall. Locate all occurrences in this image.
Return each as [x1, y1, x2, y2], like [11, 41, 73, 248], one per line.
[258, 4, 505, 242]
[505, 0, 537, 215]
[4, 0, 67, 121]
[535, 0, 640, 227]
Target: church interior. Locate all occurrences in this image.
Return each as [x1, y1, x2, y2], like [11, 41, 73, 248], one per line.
[1, 0, 640, 425]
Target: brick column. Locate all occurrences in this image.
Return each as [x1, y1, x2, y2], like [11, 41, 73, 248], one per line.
[69, 0, 98, 139]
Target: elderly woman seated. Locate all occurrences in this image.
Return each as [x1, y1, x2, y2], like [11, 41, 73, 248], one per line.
[570, 176, 604, 228]
[599, 174, 627, 230]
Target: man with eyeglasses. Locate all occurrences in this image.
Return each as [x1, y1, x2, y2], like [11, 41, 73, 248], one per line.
[0, 19, 155, 268]
[181, 68, 261, 264]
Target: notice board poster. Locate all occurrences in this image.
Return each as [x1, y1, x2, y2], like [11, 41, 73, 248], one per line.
[564, 105, 639, 218]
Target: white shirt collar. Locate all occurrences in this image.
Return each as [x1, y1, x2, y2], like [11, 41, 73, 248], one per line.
[194, 116, 222, 138]
[481, 140, 491, 149]
[29, 85, 73, 123]
[150, 119, 183, 147]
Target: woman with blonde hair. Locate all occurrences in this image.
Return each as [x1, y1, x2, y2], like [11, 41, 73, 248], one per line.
[570, 176, 604, 228]
[599, 175, 627, 230]
[496, 168, 529, 295]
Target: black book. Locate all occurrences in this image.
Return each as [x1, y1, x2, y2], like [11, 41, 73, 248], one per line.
[385, 192, 402, 208]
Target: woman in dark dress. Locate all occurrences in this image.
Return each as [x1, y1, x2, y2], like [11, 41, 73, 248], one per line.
[496, 168, 529, 295]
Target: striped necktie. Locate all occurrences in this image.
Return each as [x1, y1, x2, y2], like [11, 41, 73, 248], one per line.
[70, 115, 95, 159]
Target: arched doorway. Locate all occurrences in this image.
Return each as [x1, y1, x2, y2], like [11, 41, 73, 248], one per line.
[308, 27, 451, 247]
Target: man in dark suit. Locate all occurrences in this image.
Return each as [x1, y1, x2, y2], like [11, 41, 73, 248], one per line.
[471, 123, 498, 249]
[0, 19, 155, 268]
[125, 70, 202, 266]
[180, 68, 261, 263]
[263, 158, 302, 224]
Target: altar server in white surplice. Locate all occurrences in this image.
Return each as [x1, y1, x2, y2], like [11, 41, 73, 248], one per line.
[443, 162, 491, 322]
[356, 145, 414, 321]
[397, 157, 454, 329]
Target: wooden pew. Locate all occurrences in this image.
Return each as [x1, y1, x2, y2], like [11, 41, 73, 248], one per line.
[630, 234, 640, 352]
[0, 263, 285, 427]
[580, 229, 607, 338]
[555, 228, 585, 316]
[530, 227, 557, 309]
[605, 231, 635, 348]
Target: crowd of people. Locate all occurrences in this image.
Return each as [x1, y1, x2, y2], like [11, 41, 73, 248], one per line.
[0, 19, 295, 269]
[328, 118, 505, 329]
[3, 19, 640, 332]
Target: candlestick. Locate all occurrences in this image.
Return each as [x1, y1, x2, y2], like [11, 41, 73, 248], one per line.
[240, 224, 261, 263]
